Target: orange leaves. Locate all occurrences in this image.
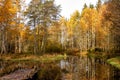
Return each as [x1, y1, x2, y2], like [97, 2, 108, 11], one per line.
[19, 23, 24, 28]
[4, 0, 17, 15]
[10, 21, 16, 26]
[8, 6, 17, 14]
[0, 0, 17, 23]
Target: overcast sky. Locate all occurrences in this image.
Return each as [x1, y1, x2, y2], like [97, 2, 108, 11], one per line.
[26, 0, 98, 19]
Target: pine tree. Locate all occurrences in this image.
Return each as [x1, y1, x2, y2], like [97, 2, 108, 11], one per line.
[82, 3, 88, 10]
[96, 0, 102, 11]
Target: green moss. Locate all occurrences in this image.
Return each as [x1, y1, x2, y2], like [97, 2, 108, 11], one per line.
[107, 57, 120, 69]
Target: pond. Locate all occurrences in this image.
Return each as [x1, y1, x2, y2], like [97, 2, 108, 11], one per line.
[60, 56, 120, 80]
[0, 56, 120, 80]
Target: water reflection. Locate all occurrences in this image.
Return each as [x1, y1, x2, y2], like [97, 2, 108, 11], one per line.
[0, 56, 120, 80]
[60, 56, 120, 80]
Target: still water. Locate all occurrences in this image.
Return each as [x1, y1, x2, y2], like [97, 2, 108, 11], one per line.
[0, 56, 120, 80]
[60, 56, 120, 80]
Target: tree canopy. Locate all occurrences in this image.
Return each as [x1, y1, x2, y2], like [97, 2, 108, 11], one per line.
[0, 0, 119, 56]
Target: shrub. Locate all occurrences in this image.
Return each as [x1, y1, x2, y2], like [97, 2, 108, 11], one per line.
[94, 48, 103, 52]
[65, 48, 79, 55]
[87, 48, 103, 53]
[46, 43, 63, 53]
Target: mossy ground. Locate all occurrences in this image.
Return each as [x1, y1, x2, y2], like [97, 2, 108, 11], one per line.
[107, 57, 120, 69]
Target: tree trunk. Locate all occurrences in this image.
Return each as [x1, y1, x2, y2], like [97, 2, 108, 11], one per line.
[1, 27, 7, 54]
[40, 27, 47, 54]
[33, 18, 38, 54]
[18, 36, 22, 53]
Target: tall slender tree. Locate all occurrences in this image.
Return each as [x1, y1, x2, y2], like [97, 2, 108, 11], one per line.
[25, 0, 60, 54]
[0, 0, 17, 54]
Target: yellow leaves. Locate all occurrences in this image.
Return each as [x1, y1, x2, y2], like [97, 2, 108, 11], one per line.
[64, 11, 81, 37]
[4, 0, 16, 13]
[19, 23, 24, 28]
[20, 31, 25, 37]
[59, 17, 67, 26]
[69, 10, 80, 28]
[68, 30, 73, 36]
[10, 21, 16, 26]
[80, 18, 88, 31]
[80, 7, 103, 33]
[8, 6, 17, 14]
[18, 23, 25, 38]
[0, 0, 17, 23]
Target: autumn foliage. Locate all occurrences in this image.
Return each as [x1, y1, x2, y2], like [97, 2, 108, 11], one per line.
[0, 0, 119, 55]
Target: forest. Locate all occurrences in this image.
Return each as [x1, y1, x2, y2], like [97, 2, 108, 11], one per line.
[0, 0, 120, 56]
[0, 0, 120, 79]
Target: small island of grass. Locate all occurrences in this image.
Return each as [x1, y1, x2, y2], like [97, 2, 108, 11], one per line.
[107, 57, 120, 69]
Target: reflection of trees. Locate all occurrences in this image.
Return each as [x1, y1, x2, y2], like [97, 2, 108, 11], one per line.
[61, 56, 116, 80]
[95, 62, 110, 80]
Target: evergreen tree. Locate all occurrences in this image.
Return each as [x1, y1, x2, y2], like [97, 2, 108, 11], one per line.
[82, 3, 88, 10]
[96, 0, 102, 11]
[89, 4, 94, 9]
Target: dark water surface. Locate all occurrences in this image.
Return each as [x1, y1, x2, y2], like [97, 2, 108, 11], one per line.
[0, 56, 120, 80]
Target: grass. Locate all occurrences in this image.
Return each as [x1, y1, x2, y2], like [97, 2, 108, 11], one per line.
[107, 57, 120, 69]
[0, 53, 67, 63]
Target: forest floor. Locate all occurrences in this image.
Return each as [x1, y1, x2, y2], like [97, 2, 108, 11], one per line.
[107, 57, 120, 69]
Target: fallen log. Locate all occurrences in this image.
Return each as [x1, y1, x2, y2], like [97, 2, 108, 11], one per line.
[0, 68, 37, 80]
